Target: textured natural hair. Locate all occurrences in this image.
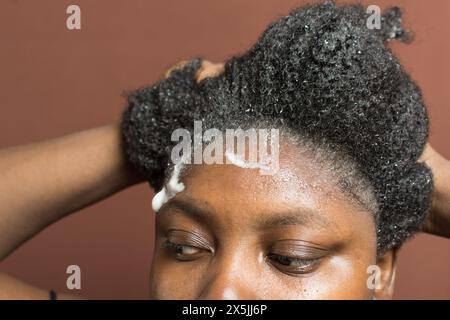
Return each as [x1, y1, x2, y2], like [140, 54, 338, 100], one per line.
[121, 1, 433, 252]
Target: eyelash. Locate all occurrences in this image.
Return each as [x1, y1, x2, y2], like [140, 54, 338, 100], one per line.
[163, 240, 207, 261]
[163, 239, 322, 275]
[267, 253, 321, 275]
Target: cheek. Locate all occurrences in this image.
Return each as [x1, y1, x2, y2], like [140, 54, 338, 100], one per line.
[305, 256, 373, 299]
[286, 230, 377, 299]
[149, 250, 206, 299]
[150, 253, 375, 300]
[264, 255, 374, 299]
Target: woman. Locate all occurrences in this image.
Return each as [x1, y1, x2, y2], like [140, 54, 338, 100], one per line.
[0, 1, 449, 299]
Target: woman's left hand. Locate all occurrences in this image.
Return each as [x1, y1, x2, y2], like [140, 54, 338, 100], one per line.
[419, 144, 450, 238]
[165, 59, 224, 83]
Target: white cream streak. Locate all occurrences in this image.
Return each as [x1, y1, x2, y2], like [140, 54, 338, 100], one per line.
[225, 150, 271, 171]
[151, 161, 186, 212]
[224, 129, 279, 175]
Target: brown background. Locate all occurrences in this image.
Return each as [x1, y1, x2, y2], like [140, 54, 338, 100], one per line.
[0, 0, 449, 299]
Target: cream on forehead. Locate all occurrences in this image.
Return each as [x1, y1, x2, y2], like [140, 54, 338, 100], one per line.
[225, 150, 271, 171]
[151, 161, 185, 212]
[152, 148, 274, 212]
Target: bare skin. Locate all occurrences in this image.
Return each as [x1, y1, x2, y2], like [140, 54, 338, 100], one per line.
[420, 144, 450, 238]
[0, 60, 449, 299]
[150, 140, 396, 299]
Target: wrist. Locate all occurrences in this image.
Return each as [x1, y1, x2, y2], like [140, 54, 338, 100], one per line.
[428, 155, 450, 237]
[109, 122, 146, 188]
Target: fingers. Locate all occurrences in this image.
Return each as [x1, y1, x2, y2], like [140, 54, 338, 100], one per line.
[419, 143, 448, 170]
[164, 60, 190, 79]
[195, 60, 225, 83]
[164, 59, 225, 84]
[419, 143, 435, 163]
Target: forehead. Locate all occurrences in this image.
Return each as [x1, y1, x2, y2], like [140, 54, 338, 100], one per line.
[168, 140, 374, 236]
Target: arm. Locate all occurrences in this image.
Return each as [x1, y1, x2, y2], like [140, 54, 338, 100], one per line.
[0, 123, 143, 298]
[420, 144, 450, 238]
[0, 59, 223, 299]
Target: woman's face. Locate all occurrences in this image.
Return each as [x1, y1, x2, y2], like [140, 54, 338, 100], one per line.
[149, 140, 397, 299]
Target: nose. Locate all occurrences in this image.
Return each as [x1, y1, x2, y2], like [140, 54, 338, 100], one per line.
[198, 252, 260, 300]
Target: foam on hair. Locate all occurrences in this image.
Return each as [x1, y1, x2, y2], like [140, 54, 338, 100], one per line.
[121, 1, 433, 252]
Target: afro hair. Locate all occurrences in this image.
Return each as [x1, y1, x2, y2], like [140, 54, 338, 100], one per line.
[121, 1, 433, 252]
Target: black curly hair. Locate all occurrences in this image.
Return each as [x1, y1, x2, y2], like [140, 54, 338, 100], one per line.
[121, 1, 433, 252]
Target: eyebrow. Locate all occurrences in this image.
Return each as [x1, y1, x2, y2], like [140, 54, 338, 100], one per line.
[256, 211, 331, 230]
[159, 197, 333, 230]
[160, 198, 214, 226]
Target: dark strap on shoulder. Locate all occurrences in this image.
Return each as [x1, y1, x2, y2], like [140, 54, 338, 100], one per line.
[49, 289, 57, 300]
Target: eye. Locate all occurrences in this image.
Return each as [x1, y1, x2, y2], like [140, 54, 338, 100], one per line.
[163, 240, 206, 261]
[161, 229, 214, 261]
[267, 253, 321, 275]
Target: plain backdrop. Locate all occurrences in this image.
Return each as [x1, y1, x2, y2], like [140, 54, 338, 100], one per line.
[0, 0, 449, 299]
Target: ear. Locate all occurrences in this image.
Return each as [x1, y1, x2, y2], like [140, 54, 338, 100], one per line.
[373, 249, 398, 299]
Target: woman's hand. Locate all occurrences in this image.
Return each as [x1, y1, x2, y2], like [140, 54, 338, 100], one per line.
[420, 144, 450, 238]
[165, 59, 225, 83]
[0, 59, 225, 298]
[0, 58, 227, 261]
[168, 60, 450, 240]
